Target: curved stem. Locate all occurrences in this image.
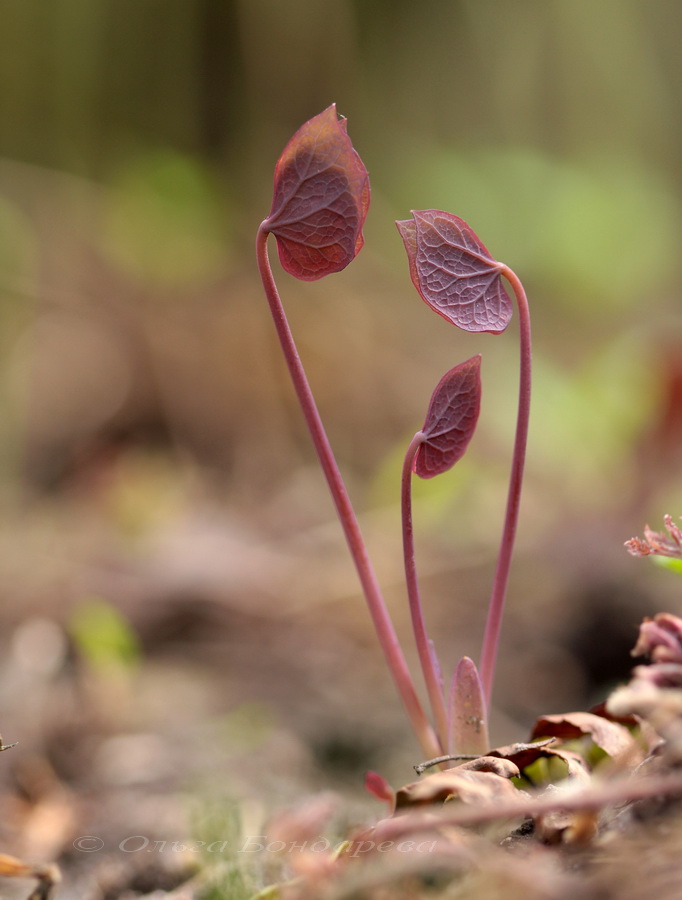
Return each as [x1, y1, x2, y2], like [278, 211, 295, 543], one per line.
[257, 223, 441, 759]
[479, 265, 532, 706]
[401, 432, 449, 749]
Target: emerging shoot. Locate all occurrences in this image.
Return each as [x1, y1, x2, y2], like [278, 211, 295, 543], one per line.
[402, 356, 482, 749]
[448, 656, 489, 755]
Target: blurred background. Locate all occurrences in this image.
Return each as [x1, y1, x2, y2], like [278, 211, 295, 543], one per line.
[0, 0, 681, 894]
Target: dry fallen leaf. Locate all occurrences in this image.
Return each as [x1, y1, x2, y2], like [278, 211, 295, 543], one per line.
[489, 739, 591, 784]
[395, 760, 520, 811]
[530, 711, 637, 761]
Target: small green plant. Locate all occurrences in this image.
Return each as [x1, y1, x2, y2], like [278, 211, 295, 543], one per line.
[256, 105, 532, 760]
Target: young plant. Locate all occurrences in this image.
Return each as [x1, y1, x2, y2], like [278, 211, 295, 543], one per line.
[401, 355, 487, 753]
[256, 106, 440, 759]
[257, 108, 531, 762]
[397, 211, 532, 709]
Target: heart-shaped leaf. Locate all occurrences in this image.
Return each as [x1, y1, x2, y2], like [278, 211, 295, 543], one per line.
[415, 355, 481, 479]
[397, 210, 512, 333]
[264, 104, 370, 281]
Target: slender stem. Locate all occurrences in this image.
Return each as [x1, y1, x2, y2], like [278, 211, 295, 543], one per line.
[257, 224, 441, 759]
[401, 432, 449, 749]
[479, 265, 532, 706]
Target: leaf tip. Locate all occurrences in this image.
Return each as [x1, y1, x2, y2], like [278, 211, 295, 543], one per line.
[448, 656, 489, 755]
[264, 104, 370, 281]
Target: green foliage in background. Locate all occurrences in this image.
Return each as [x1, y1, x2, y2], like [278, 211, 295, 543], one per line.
[387, 147, 680, 319]
[0, 0, 680, 522]
[192, 800, 257, 900]
[104, 150, 228, 287]
[69, 597, 140, 671]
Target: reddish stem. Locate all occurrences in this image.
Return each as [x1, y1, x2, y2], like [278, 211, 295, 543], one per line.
[479, 265, 532, 706]
[257, 223, 441, 759]
[401, 432, 449, 749]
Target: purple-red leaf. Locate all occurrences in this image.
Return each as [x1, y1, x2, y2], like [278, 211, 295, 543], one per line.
[396, 210, 512, 333]
[415, 355, 481, 479]
[264, 104, 370, 281]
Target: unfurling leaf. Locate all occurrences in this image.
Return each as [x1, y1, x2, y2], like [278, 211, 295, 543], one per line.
[264, 104, 370, 281]
[396, 210, 512, 333]
[415, 355, 481, 479]
[448, 656, 489, 755]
